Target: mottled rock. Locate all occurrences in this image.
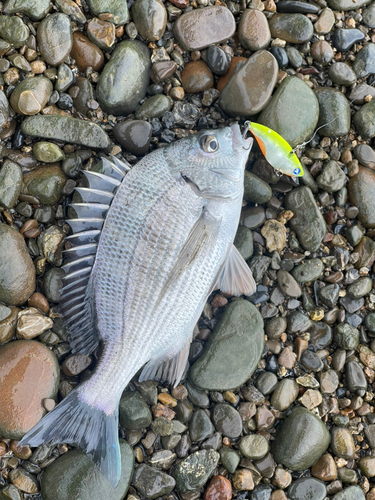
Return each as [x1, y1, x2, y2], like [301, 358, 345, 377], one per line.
[0, 15, 29, 48]
[10, 77, 52, 116]
[0, 160, 22, 210]
[349, 166, 375, 228]
[238, 10, 271, 51]
[37, 14, 72, 66]
[132, 0, 167, 41]
[23, 165, 67, 205]
[353, 101, 375, 139]
[314, 88, 351, 137]
[4, 0, 49, 20]
[119, 391, 152, 430]
[113, 120, 152, 155]
[87, 0, 129, 24]
[269, 14, 313, 43]
[172, 450, 219, 493]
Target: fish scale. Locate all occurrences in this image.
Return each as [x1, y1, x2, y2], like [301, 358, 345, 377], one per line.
[21, 125, 256, 487]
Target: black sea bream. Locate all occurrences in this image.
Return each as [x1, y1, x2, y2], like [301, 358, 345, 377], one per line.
[21, 124, 255, 486]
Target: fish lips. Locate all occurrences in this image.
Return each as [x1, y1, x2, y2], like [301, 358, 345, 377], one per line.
[230, 123, 253, 152]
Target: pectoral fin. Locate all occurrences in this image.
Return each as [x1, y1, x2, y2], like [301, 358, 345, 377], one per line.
[216, 244, 256, 296]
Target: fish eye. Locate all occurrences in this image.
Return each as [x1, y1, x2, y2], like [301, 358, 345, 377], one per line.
[293, 167, 301, 175]
[199, 135, 219, 153]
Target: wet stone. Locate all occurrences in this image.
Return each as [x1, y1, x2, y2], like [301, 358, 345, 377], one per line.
[269, 14, 313, 44]
[365, 313, 375, 333]
[291, 259, 323, 283]
[347, 277, 372, 298]
[37, 14, 72, 66]
[71, 77, 95, 116]
[332, 486, 365, 500]
[96, 40, 151, 116]
[353, 101, 375, 140]
[43, 268, 65, 303]
[327, 0, 371, 9]
[277, 1, 319, 13]
[271, 47, 289, 68]
[132, 0, 167, 41]
[190, 299, 264, 391]
[10, 77, 52, 116]
[21, 115, 110, 149]
[331, 427, 355, 459]
[256, 372, 278, 395]
[239, 434, 269, 460]
[42, 440, 133, 500]
[353, 43, 375, 79]
[314, 88, 351, 138]
[234, 226, 253, 261]
[23, 165, 67, 205]
[204, 476, 232, 500]
[181, 61, 214, 93]
[0, 15, 29, 48]
[212, 404, 242, 438]
[113, 120, 152, 155]
[238, 10, 271, 51]
[135, 95, 171, 119]
[33, 142, 65, 163]
[277, 270, 302, 298]
[241, 206, 266, 229]
[288, 478, 327, 500]
[271, 378, 299, 411]
[87, 18, 115, 50]
[259, 77, 319, 148]
[0, 160, 22, 210]
[0, 307, 19, 345]
[309, 322, 332, 349]
[332, 29, 365, 52]
[345, 360, 367, 393]
[334, 323, 359, 350]
[311, 41, 333, 65]
[349, 167, 375, 228]
[151, 61, 177, 83]
[205, 46, 231, 76]
[189, 409, 214, 442]
[70, 31, 104, 73]
[315, 7, 335, 34]
[354, 144, 375, 169]
[300, 350, 324, 372]
[363, 2, 375, 27]
[319, 284, 340, 307]
[86, 0, 129, 24]
[328, 63, 357, 87]
[174, 6, 236, 50]
[4, 0, 49, 20]
[311, 453, 337, 481]
[151, 416, 174, 436]
[287, 311, 312, 332]
[219, 447, 240, 474]
[119, 391, 151, 430]
[271, 407, 330, 471]
[172, 450, 219, 493]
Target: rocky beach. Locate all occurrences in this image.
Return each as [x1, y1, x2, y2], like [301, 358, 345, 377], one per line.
[0, 0, 375, 498]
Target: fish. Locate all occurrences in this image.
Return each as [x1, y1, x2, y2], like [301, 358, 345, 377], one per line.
[20, 124, 255, 487]
[247, 122, 304, 177]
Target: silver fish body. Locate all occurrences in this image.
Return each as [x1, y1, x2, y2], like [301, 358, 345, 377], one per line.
[21, 125, 254, 486]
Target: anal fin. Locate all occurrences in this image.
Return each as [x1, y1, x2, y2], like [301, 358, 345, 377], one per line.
[216, 244, 256, 296]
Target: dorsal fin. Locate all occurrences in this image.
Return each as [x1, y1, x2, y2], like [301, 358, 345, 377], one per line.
[59, 156, 130, 355]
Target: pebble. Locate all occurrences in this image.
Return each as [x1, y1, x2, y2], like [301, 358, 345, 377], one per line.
[332, 486, 365, 500]
[189, 409, 214, 442]
[232, 469, 255, 491]
[311, 453, 337, 481]
[0, 307, 19, 344]
[0, 160, 22, 210]
[327, 0, 371, 9]
[288, 477, 327, 500]
[271, 378, 299, 410]
[363, 2, 375, 27]
[42, 440, 133, 500]
[0, 340, 59, 439]
[87, 0, 129, 25]
[332, 28, 365, 51]
[205, 46, 231, 76]
[190, 299, 264, 391]
[132, 0, 167, 41]
[0, 15, 29, 48]
[10, 76, 52, 116]
[330, 427, 355, 459]
[269, 14, 313, 44]
[345, 360, 367, 393]
[37, 13, 72, 66]
[212, 404, 242, 438]
[256, 372, 278, 395]
[261, 220, 286, 253]
[315, 8, 335, 34]
[240, 434, 269, 460]
[353, 43, 375, 79]
[349, 166, 375, 228]
[359, 456, 375, 477]
[16, 307, 53, 339]
[172, 450, 219, 493]
[311, 40, 334, 65]
[314, 88, 351, 138]
[277, 1, 319, 13]
[238, 10, 271, 51]
[271, 47, 289, 68]
[234, 226, 254, 261]
[173, 6, 235, 50]
[33, 142, 65, 163]
[8, 467, 39, 494]
[219, 50, 278, 117]
[271, 407, 330, 470]
[328, 63, 357, 87]
[353, 101, 375, 140]
[259, 77, 319, 148]
[70, 31, 105, 73]
[87, 18, 116, 50]
[204, 475, 232, 500]
[21, 115, 111, 149]
[354, 144, 375, 169]
[4, 0, 49, 19]
[113, 120, 152, 155]
[291, 259, 323, 283]
[23, 165, 67, 205]
[151, 61, 177, 83]
[96, 40, 151, 116]
[285, 186, 326, 251]
[277, 270, 302, 298]
[181, 61, 214, 93]
[135, 95, 171, 119]
[347, 277, 372, 298]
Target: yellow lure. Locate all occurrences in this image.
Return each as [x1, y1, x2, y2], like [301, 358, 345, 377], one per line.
[248, 122, 304, 177]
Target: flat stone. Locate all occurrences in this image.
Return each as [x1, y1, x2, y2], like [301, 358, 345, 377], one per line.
[132, 0, 167, 41]
[327, 0, 371, 10]
[23, 165, 67, 205]
[205, 45, 231, 76]
[315, 7, 335, 34]
[349, 83, 375, 104]
[354, 144, 375, 169]
[86, 0, 129, 24]
[291, 259, 323, 283]
[288, 478, 327, 500]
[0, 340, 59, 439]
[353, 43, 375, 78]
[151, 61, 177, 83]
[353, 101, 375, 139]
[172, 450, 219, 493]
[21, 115, 110, 149]
[259, 76, 319, 148]
[174, 6, 235, 50]
[328, 63, 357, 87]
[349, 166, 375, 228]
[119, 391, 152, 430]
[238, 10, 271, 51]
[271, 407, 330, 471]
[219, 50, 278, 117]
[190, 299, 264, 391]
[41, 440, 133, 500]
[332, 486, 365, 500]
[135, 95, 171, 119]
[0, 15, 29, 48]
[363, 2, 375, 27]
[96, 40, 151, 116]
[314, 88, 351, 137]
[332, 28, 365, 51]
[285, 186, 326, 251]
[309, 322, 332, 349]
[8, 468, 39, 494]
[37, 13, 72, 66]
[269, 13, 313, 43]
[113, 120, 152, 155]
[212, 404, 242, 439]
[0, 160, 22, 210]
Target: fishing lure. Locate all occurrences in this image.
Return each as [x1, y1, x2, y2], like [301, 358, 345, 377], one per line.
[246, 122, 304, 178]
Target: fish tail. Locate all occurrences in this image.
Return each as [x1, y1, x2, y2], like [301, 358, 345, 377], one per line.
[20, 388, 121, 487]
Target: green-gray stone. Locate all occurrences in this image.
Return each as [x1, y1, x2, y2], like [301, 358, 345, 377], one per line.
[133, 464, 175, 499]
[43, 268, 65, 303]
[319, 283, 340, 307]
[41, 440, 133, 500]
[328, 62, 357, 87]
[353, 43, 375, 78]
[172, 449, 219, 493]
[269, 13, 313, 43]
[219, 447, 240, 474]
[256, 372, 278, 395]
[265, 316, 287, 340]
[151, 416, 174, 436]
[0, 15, 29, 48]
[363, 3, 375, 27]
[346, 225, 364, 246]
[4, 0, 49, 20]
[0, 90, 9, 130]
[353, 100, 375, 139]
[33, 142, 65, 163]
[271, 407, 330, 471]
[72, 77, 95, 116]
[119, 391, 152, 430]
[291, 258, 323, 283]
[331, 426, 355, 459]
[132, 0, 167, 41]
[332, 486, 365, 500]
[346, 360, 367, 393]
[96, 40, 151, 116]
[189, 409, 214, 442]
[288, 478, 327, 500]
[334, 323, 359, 350]
[259, 76, 319, 148]
[55, 64, 74, 92]
[87, 0, 129, 25]
[37, 13, 72, 66]
[190, 299, 264, 391]
[314, 88, 351, 137]
[271, 378, 299, 411]
[349, 167, 375, 228]
[23, 165, 67, 205]
[0, 224, 35, 306]
[185, 380, 209, 408]
[0, 160, 22, 210]
[365, 313, 375, 333]
[285, 186, 326, 252]
[244, 172, 272, 204]
[10, 76, 52, 116]
[212, 404, 242, 438]
[239, 434, 269, 460]
[337, 468, 359, 483]
[234, 226, 253, 261]
[327, 0, 370, 8]
[135, 95, 171, 119]
[0, 485, 23, 500]
[347, 277, 373, 298]
[21, 116, 111, 149]
[316, 160, 346, 192]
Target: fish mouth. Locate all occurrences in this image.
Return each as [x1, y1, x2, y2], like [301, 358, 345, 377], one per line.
[231, 123, 253, 151]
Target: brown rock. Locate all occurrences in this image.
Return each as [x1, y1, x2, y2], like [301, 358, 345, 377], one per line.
[0, 340, 59, 439]
[181, 61, 213, 93]
[70, 31, 105, 72]
[87, 18, 115, 50]
[238, 10, 271, 51]
[311, 453, 337, 481]
[278, 346, 296, 369]
[0, 442, 6, 455]
[151, 61, 177, 83]
[311, 40, 334, 65]
[158, 393, 178, 407]
[272, 468, 292, 489]
[271, 491, 287, 500]
[0, 307, 20, 344]
[256, 405, 275, 431]
[27, 292, 49, 314]
[10, 440, 32, 460]
[171, 384, 188, 400]
[217, 57, 246, 92]
[232, 469, 254, 491]
[314, 7, 335, 34]
[61, 353, 93, 377]
[16, 307, 53, 339]
[8, 467, 39, 494]
[204, 475, 232, 500]
[299, 389, 323, 410]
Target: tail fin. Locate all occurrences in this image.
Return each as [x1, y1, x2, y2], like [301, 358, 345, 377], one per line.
[20, 390, 121, 487]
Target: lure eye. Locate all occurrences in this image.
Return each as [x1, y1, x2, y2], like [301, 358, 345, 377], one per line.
[200, 135, 219, 153]
[293, 167, 301, 175]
